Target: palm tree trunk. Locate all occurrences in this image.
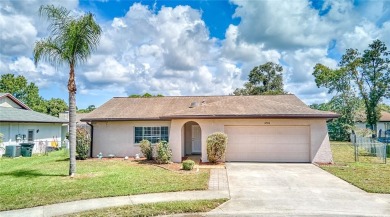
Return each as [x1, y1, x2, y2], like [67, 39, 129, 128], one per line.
[68, 64, 77, 176]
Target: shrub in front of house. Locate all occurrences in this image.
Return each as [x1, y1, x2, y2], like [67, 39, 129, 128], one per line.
[182, 159, 195, 170]
[207, 132, 228, 163]
[155, 141, 172, 164]
[76, 128, 90, 160]
[140, 139, 153, 160]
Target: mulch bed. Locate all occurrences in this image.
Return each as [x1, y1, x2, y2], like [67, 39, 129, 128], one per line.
[86, 157, 202, 173]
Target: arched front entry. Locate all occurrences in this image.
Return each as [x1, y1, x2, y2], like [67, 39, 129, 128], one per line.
[182, 121, 202, 157]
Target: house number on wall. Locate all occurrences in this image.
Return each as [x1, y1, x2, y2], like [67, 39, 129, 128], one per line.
[264, 122, 271, 125]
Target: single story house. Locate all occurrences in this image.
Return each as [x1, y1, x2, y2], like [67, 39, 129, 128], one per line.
[81, 95, 338, 164]
[0, 93, 68, 154]
[355, 111, 390, 137]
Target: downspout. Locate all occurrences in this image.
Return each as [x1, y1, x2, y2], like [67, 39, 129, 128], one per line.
[87, 122, 94, 158]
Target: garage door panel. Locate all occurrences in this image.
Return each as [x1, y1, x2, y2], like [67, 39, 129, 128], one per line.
[228, 134, 308, 143]
[225, 125, 310, 162]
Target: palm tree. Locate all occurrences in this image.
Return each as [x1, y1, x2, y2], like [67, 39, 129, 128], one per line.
[34, 5, 101, 176]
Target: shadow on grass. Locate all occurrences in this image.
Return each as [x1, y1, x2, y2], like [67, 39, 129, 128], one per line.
[0, 169, 67, 177]
[55, 158, 70, 162]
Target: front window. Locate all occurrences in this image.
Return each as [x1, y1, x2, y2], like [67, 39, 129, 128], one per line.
[134, 126, 169, 143]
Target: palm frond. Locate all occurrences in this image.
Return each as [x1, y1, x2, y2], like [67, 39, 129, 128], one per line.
[33, 38, 64, 66]
[35, 5, 101, 67]
[39, 5, 71, 38]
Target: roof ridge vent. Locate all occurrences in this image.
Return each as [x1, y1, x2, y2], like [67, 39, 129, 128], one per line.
[189, 102, 199, 108]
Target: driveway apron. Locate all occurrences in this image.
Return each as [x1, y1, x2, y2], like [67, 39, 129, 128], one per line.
[210, 163, 390, 216]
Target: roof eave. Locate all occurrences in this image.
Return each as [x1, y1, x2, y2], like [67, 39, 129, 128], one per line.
[162, 114, 340, 119]
[81, 113, 340, 121]
[80, 117, 171, 122]
[0, 120, 68, 123]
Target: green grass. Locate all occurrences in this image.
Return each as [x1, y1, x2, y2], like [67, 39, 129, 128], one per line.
[320, 141, 390, 193]
[0, 150, 209, 211]
[66, 199, 228, 217]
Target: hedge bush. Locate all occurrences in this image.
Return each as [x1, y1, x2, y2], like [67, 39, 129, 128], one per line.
[207, 132, 228, 163]
[155, 141, 172, 164]
[140, 139, 153, 160]
[182, 160, 195, 170]
[76, 128, 90, 160]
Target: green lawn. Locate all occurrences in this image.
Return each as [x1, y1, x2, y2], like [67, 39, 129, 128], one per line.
[320, 141, 390, 193]
[66, 199, 228, 217]
[0, 150, 209, 211]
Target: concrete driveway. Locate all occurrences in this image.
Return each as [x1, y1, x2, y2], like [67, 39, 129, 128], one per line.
[210, 163, 390, 216]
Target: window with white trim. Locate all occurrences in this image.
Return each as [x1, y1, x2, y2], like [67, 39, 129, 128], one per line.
[134, 126, 169, 143]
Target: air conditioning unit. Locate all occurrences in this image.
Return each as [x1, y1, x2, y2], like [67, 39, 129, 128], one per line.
[5, 145, 21, 157]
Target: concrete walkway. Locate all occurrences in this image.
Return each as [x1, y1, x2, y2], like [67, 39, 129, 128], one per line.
[0, 169, 229, 217]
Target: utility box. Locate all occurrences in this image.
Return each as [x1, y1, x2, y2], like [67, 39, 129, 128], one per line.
[5, 145, 21, 157]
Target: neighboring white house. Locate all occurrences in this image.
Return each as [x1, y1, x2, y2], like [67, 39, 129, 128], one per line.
[81, 95, 339, 164]
[355, 111, 390, 137]
[0, 93, 68, 154]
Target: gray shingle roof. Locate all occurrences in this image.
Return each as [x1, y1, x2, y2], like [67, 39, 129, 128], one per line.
[81, 95, 339, 121]
[0, 107, 68, 123]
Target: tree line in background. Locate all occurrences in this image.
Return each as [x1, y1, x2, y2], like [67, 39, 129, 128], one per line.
[0, 73, 96, 116]
[129, 93, 164, 98]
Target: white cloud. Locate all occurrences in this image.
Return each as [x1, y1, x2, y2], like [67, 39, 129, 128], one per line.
[282, 48, 338, 104]
[231, 0, 333, 49]
[8, 56, 64, 88]
[9, 56, 36, 73]
[0, 15, 37, 56]
[111, 18, 127, 29]
[2, 0, 390, 106]
[75, 3, 246, 96]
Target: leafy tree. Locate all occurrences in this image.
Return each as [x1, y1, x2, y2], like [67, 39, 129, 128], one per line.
[129, 93, 164, 98]
[34, 5, 101, 176]
[311, 95, 362, 141]
[0, 74, 46, 112]
[78, 105, 96, 113]
[234, 62, 286, 95]
[379, 103, 390, 113]
[46, 98, 68, 117]
[313, 40, 390, 135]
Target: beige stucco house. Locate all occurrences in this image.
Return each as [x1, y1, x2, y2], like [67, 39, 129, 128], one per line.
[81, 95, 338, 163]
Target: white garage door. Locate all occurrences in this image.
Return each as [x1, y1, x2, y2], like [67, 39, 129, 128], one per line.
[225, 125, 310, 162]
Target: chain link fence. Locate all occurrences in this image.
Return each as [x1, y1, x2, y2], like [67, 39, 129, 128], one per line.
[351, 133, 389, 164]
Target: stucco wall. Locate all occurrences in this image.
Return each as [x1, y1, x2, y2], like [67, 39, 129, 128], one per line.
[92, 121, 171, 158]
[91, 118, 333, 164]
[0, 122, 63, 154]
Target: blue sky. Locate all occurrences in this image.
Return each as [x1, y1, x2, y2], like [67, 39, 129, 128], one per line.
[1, 0, 390, 109]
